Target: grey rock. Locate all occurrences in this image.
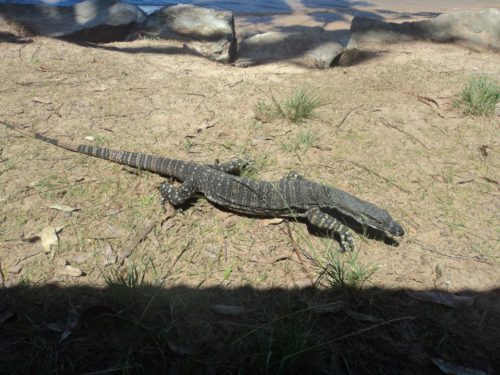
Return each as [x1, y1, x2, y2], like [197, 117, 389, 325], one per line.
[237, 28, 344, 68]
[0, 0, 146, 43]
[139, 4, 236, 63]
[347, 8, 500, 52]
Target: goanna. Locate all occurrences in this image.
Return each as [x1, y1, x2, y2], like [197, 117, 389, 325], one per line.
[2, 122, 404, 251]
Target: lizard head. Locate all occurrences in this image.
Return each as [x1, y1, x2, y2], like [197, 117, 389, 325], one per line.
[322, 187, 405, 237]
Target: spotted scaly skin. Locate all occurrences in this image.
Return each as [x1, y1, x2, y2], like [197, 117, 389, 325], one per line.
[2, 122, 405, 252]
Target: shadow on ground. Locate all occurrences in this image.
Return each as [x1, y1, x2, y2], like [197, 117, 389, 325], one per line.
[1, 281, 499, 374]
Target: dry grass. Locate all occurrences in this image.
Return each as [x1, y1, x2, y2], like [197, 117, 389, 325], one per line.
[0, 30, 499, 373]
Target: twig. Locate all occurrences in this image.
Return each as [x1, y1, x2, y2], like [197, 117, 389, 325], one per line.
[165, 239, 192, 277]
[250, 254, 291, 264]
[118, 205, 176, 264]
[278, 316, 415, 363]
[285, 221, 303, 262]
[417, 95, 440, 108]
[284, 221, 315, 282]
[409, 239, 490, 263]
[347, 160, 412, 194]
[380, 119, 430, 149]
[336, 105, 363, 129]
[417, 95, 445, 118]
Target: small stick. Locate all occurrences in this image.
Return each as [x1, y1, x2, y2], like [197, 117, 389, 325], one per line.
[336, 105, 363, 130]
[348, 160, 412, 194]
[284, 221, 316, 282]
[380, 119, 429, 149]
[0, 259, 4, 287]
[118, 204, 176, 264]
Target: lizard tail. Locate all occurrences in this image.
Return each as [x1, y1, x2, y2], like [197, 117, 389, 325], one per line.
[2, 121, 81, 152]
[1, 121, 175, 175]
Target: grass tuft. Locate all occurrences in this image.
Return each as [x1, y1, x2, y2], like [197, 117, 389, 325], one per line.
[456, 74, 499, 116]
[255, 88, 323, 124]
[321, 250, 378, 291]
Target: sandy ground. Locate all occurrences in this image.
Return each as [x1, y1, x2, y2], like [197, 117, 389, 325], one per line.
[0, 23, 499, 296]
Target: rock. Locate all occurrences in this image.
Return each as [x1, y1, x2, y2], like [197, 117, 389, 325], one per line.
[237, 28, 344, 68]
[343, 8, 500, 63]
[0, 0, 146, 43]
[138, 4, 236, 63]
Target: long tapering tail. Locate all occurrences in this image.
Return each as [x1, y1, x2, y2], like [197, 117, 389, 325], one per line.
[1, 121, 180, 176]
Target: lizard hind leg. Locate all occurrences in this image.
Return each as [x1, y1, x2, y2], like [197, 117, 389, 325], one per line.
[305, 207, 354, 252]
[159, 181, 197, 206]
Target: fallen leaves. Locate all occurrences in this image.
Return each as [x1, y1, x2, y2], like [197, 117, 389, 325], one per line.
[57, 264, 83, 277]
[0, 307, 15, 325]
[46, 307, 79, 343]
[49, 203, 79, 213]
[432, 358, 487, 375]
[40, 226, 63, 254]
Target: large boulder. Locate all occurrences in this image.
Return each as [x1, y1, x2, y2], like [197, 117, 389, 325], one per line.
[236, 28, 344, 68]
[341, 8, 499, 64]
[138, 4, 236, 63]
[0, 0, 146, 43]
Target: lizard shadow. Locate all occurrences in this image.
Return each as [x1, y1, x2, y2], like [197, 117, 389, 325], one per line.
[169, 196, 400, 248]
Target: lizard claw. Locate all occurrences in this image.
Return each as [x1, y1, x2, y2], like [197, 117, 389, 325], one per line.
[339, 232, 355, 252]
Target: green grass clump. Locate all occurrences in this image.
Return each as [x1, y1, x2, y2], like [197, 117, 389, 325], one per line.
[255, 88, 323, 124]
[281, 130, 318, 154]
[457, 75, 499, 116]
[321, 250, 378, 291]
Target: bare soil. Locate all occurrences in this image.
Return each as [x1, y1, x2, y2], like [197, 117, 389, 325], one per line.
[0, 22, 499, 374]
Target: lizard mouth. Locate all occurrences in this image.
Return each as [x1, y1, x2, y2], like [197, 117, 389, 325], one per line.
[388, 222, 405, 237]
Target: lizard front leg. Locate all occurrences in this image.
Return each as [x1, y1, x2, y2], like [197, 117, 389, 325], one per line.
[159, 181, 197, 206]
[306, 207, 354, 252]
[282, 171, 305, 180]
[207, 159, 243, 175]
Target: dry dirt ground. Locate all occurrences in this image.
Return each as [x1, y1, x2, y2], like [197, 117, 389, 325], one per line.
[0, 23, 499, 374]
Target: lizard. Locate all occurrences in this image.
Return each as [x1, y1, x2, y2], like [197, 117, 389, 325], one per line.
[2, 122, 404, 251]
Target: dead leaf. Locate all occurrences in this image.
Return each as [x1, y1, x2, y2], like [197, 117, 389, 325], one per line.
[264, 218, 285, 225]
[345, 309, 383, 323]
[196, 120, 217, 133]
[479, 145, 490, 158]
[47, 322, 66, 332]
[167, 341, 193, 356]
[8, 263, 23, 274]
[103, 255, 117, 266]
[47, 307, 80, 343]
[407, 291, 475, 308]
[49, 203, 79, 213]
[250, 254, 291, 264]
[103, 242, 113, 257]
[20, 234, 40, 243]
[84, 136, 95, 142]
[91, 85, 107, 92]
[40, 226, 62, 253]
[58, 265, 83, 277]
[32, 97, 52, 104]
[0, 308, 15, 325]
[432, 358, 487, 375]
[70, 253, 92, 264]
[211, 304, 250, 316]
[309, 301, 346, 314]
[81, 304, 115, 317]
[257, 218, 284, 228]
